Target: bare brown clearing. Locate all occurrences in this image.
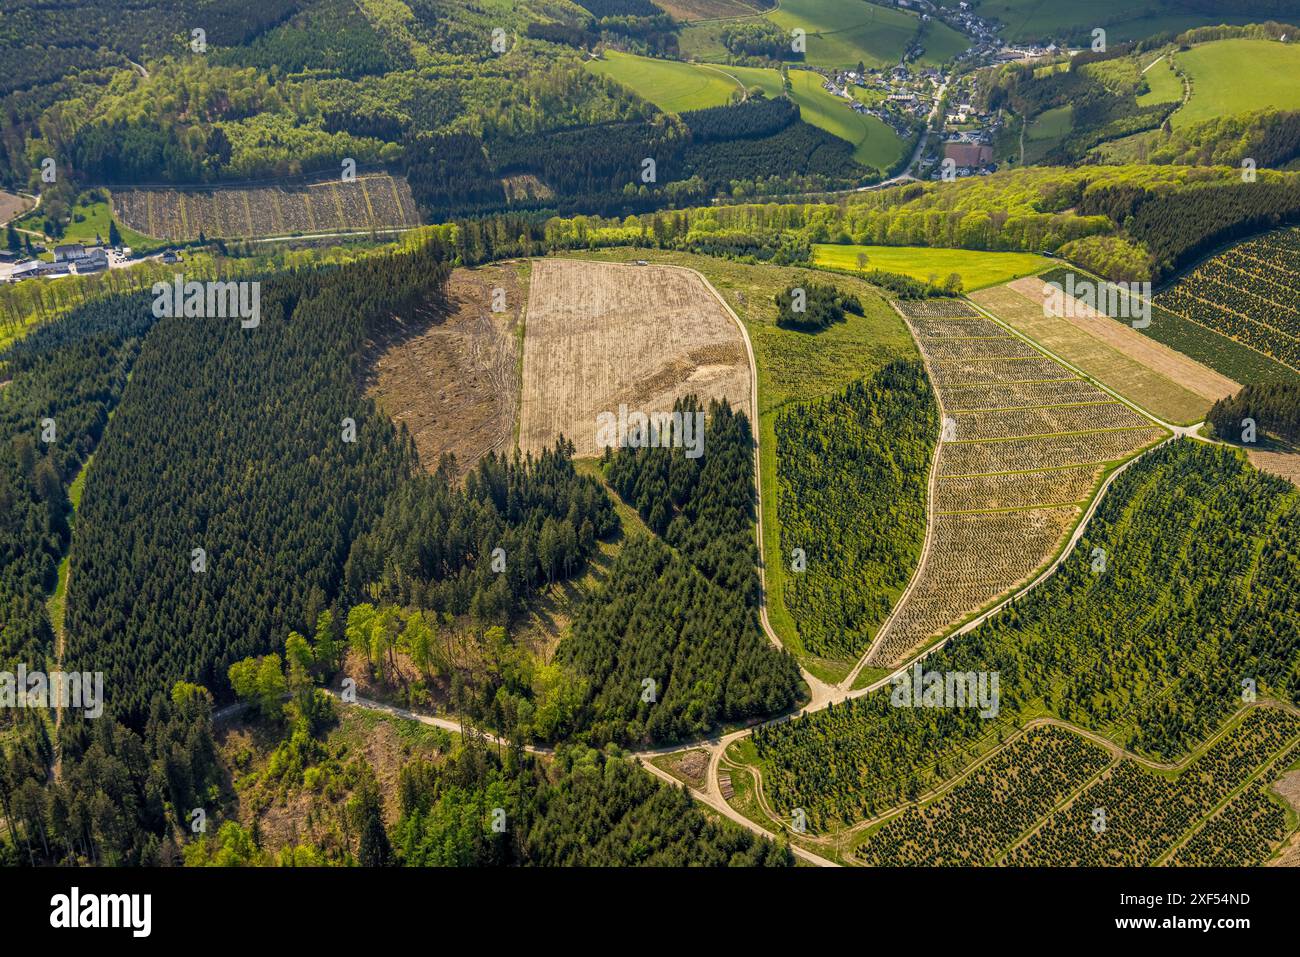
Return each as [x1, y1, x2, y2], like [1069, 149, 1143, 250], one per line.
[519, 259, 751, 457]
[363, 263, 524, 478]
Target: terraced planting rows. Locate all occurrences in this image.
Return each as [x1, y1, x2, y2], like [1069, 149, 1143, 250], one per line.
[856, 724, 1113, 866]
[941, 379, 1112, 411]
[111, 174, 420, 240]
[1154, 228, 1300, 372]
[1007, 709, 1300, 866]
[856, 710, 1300, 867]
[971, 279, 1222, 426]
[865, 299, 1165, 668]
[1169, 757, 1299, 867]
[934, 466, 1101, 513]
[750, 441, 1300, 834]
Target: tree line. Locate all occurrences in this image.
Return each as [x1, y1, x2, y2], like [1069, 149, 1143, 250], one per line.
[1208, 382, 1300, 445]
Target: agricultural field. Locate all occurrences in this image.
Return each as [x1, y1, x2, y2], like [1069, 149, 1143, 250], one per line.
[970, 279, 1229, 425]
[1169, 761, 1300, 867]
[1248, 449, 1300, 489]
[363, 261, 526, 478]
[584, 50, 744, 113]
[1031, 256, 1298, 389]
[858, 709, 1300, 867]
[517, 258, 751, 458]
[1153, 229, 1300, 375]
[812, 244, 1051, 291]
[654, 0, 763, 20]
[0, 189, 32, 225]
[1172, 39, 1300, 130]
[111, 173, 420, 241]
[769, 0, 967, 69]
[862, 296, 1166, 669]
[856, 724, 1114, 866]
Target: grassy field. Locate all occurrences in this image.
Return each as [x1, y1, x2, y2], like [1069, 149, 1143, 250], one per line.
[14, 192, 159, 255]
[713, 62, 788, 99]
[569, 247, 918, 684]
[1022, 103, 1072, 163]
[969, 283, 1213, 425]
[1137, 54, 1182, 106]
[581, 54, 907, 169]
[1173, 39, 1300, 129]
[949, 0, 1253, 43]
[787, 70, 908, 170]
[584, 50, 742, 113]
[770, 0, 966, 69]
[813, 244, 1052, 290]
[1027, 104, 1072, 141]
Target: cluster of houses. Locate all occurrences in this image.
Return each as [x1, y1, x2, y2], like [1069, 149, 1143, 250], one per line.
[822, 64, 941, 140]
[8, 242, 111, 280]
[3, 241, 183, 283]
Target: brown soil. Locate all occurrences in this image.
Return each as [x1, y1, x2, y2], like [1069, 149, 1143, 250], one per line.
[363, 262, 525, 478]
[1248, 449, 1300, 487]
[1007, 276, 1239, 404]
[0, 190, 31, 226]
[657, 749, 710, 790]
[518, 259, 750, 458]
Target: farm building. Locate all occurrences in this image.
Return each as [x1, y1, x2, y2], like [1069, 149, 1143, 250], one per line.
[72, 248, 108, 274]
[944, 142, 994, 167]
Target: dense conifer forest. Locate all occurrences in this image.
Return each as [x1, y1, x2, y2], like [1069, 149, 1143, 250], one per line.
[559, 398, 802, 745]
[775, 362, 936, 659]
[63, 241, 452, 726]
[1208, 382, 1300, 445]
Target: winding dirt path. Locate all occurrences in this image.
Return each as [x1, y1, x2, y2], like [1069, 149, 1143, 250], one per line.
[290, 272, 1243, 867]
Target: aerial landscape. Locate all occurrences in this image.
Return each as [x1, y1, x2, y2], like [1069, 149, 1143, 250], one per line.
[1, 0, 1300, 933]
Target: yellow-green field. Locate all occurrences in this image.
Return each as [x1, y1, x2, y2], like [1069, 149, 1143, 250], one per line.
[787, 70, 908, 170]
[584, 50, 741, 113]
[770, 0, 967, 69]
[1027, 105, 1072, 142]
[716, 62, 788, 99]
[582, 53, 906, 170]
[813, 244, 1052, 291]
[1173, 39, 1300, 129]
[1136, 54, 1182, 106]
